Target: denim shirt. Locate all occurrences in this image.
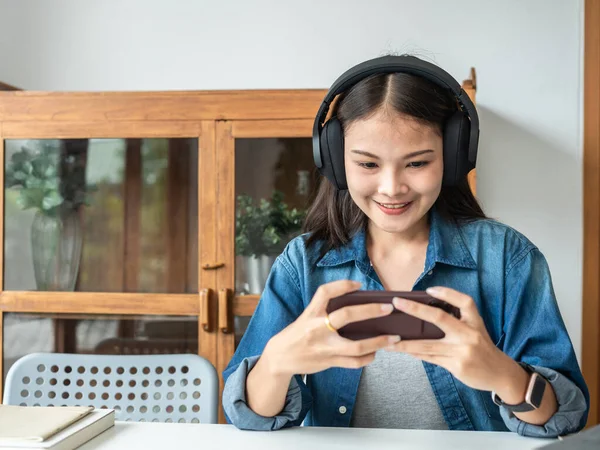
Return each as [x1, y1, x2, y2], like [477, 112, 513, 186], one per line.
[222, 209, 589, 437]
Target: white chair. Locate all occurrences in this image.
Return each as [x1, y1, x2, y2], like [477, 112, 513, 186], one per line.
[3, 352, 219, 424]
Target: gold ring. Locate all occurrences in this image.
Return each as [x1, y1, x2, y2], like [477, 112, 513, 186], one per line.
[324, 315, 338, 333]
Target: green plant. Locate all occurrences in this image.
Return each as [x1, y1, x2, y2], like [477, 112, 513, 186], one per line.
[235, 191, 306, 257]
[5, 142, 93, 216]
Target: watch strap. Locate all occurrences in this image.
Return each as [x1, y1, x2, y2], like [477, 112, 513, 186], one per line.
[491, 362, 545, 413]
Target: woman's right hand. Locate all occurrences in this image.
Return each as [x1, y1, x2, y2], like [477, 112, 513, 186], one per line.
[262, 280, 400, 377]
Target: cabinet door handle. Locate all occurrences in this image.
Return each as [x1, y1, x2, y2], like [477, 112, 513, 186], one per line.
[202, 262, 225, 270]
[200, 288, 212, 332]
[218, 288, 231, 334]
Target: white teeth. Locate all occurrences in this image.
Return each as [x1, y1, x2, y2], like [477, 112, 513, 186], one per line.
[378, 202, 409, 209]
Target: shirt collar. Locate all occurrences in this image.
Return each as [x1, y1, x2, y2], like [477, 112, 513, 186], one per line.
[316, 207, 477, 271]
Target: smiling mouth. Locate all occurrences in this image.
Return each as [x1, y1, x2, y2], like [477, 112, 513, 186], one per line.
[373, 200, 412, 209]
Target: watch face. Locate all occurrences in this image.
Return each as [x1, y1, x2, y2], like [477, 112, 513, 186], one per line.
[525, 373, 546, 408]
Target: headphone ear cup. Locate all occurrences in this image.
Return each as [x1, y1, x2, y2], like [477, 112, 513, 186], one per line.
[319, 117, 348, 190]
[442, 111, 471, 186]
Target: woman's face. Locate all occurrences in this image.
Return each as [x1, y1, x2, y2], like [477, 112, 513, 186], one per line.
[344, 110, 444, 236]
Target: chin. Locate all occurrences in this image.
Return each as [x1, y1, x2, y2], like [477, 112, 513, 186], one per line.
[371, 219, 417, 235]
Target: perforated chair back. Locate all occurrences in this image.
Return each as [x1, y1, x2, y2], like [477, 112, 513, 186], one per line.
[3, 352, 218, 424]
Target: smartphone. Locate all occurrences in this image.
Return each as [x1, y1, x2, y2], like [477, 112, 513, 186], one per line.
[325, 290, 461, 341]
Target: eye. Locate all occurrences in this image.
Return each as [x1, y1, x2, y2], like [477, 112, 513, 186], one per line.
[357, 162, 379, 169]
[407, 161, 429, 168]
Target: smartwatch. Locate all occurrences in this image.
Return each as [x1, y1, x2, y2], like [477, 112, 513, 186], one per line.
[491, 362, 547, 412]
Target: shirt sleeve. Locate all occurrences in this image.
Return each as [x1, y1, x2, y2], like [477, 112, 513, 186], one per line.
[222, 355, 311, 430]
[222, 245, 313, 430]
[499, 247, 589, 437]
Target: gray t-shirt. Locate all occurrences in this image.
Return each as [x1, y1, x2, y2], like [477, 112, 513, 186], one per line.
[350, 350, 449, 430]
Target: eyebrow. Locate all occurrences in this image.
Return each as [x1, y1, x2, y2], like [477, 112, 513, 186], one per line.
[350, 149, 434, 160]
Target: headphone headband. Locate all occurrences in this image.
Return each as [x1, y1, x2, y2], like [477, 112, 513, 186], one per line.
[313, 55, 479, 169]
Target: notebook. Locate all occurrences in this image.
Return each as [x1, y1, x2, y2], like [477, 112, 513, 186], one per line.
[0, 406, 114, 450]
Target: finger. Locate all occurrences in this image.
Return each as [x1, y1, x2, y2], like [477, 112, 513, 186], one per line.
[309, 280, 362, 311]
[331, 353, 377, 370]
[392, 296, 462, 333]
[328, 301, 394, 330]
[425, 287, 481, 323]
[388, 339, 458, 356]
[403, 353, 451, 368]
[336, 334, 402, 357]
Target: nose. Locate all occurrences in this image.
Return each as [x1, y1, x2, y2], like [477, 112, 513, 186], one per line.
[377, 167, 408, 197]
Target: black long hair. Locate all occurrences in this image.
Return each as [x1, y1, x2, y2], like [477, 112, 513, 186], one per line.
[303, 71, 486, 255]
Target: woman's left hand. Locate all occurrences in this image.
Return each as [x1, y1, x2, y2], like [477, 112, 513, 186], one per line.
[388, 286, 523, 394]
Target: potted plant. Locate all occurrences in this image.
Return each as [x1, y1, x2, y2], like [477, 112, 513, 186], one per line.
[5, 141, 92, 291]
[235, 190, 306, 294]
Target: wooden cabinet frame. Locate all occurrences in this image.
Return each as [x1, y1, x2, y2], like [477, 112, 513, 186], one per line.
[0, 90, 326, 423]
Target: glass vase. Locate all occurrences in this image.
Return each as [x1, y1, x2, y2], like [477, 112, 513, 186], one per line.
[30, 209, 83, 291]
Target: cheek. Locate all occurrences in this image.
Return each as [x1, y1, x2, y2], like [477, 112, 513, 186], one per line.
[413, 160, 443, 193]
[346, 166, 376, 195]
[347, 177, 374, 198]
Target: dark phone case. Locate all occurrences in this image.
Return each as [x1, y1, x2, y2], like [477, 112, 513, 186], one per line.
[325, 291, 461, 341]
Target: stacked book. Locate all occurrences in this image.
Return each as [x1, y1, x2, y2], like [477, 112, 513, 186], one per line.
[0, 405, 114, 450]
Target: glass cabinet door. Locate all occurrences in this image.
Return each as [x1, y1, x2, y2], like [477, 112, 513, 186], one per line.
[215, 119, 319, 392]
[1, 121, 219, 388]
[232, 136, 317, 341]
[4, 137, 198, 293]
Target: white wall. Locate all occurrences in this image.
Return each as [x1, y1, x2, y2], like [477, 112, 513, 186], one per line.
[0, 0, 585, 359]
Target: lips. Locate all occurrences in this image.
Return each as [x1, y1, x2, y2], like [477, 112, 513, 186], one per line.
[373, 199, 413, 216]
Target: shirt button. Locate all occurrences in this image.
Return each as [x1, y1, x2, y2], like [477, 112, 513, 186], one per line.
[338, 406, 347, 414]
[427, 270, 433, 276]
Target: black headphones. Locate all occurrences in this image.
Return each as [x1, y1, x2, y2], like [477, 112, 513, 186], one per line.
[312, 55, 479, 190]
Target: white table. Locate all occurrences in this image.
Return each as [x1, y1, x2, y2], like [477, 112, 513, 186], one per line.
[79, 422, 555, 450]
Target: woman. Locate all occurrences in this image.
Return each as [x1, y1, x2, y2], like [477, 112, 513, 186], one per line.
[222, 55, 589, 437]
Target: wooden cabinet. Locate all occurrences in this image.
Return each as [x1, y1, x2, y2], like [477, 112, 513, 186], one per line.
[0, 71, 476, 423]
